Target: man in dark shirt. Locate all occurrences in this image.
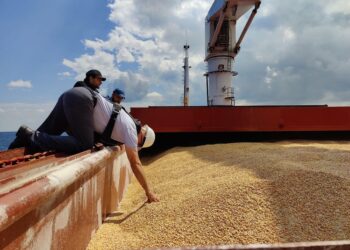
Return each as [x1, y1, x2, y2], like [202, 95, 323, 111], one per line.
[9, 70, 106, 154]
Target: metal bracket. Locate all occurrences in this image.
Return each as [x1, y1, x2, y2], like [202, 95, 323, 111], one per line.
[233, 1, 261, 56]
[209, 2, 228, 50]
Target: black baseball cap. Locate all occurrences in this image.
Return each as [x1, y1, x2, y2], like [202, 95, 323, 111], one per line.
[86, 69, 106, 81]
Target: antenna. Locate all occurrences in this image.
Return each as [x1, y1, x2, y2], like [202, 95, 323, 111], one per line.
[183, 43, 190, 106]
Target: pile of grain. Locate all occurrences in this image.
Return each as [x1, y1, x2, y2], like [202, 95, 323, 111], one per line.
[88, 141, 350, 250]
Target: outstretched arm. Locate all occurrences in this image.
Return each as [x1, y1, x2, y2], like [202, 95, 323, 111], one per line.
[125, 146, 159, 203]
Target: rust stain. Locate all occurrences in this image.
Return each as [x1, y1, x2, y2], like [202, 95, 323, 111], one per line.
[0, 146, 133, 250]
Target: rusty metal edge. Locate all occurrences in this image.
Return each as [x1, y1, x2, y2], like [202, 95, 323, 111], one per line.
[0, 145, 107, 195]
[0, 150, 91, 193]
[0, 151, 95, 198]
[0, 153, 64, 173]
[0, 148, 26, 162]
[154, 240, 350, 249]
[0, 147, 121, 232]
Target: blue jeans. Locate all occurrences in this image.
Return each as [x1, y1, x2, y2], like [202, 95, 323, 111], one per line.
[30, 132, 85, 154]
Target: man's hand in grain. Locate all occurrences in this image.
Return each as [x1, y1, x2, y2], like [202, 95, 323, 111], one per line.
[126, 147, 159, 203]
[146, 191, 160, 203]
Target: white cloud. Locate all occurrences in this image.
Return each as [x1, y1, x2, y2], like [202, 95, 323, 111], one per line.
[0, 103, 54, 131]
[124, 92, 165, 110]
[264, 66, 278, 88]
[282, 27, 296, 43]
[63, 50, 125, 81]
[117, 48, 135, 63]
[36, 108, 46, 113]
[58, 72, 72, 77]
[260, 2, 275, 17]
[62, 0, 350, 107]
[63, 0, 212, 106]
[7, 80, 32, 89]
[146, 91, 163, 102]
[174, 1, 211, 19]
[325, 0, 350, 14]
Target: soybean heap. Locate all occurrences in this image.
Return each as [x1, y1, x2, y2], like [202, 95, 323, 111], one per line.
[88, 142, 350, 250]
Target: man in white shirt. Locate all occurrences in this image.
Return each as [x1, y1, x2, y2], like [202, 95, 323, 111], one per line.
[9, 69, 159, 203]
[94, 93, 159, 203]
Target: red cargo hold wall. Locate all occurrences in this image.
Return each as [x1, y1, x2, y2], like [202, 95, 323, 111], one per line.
[131, 106, 350, 133]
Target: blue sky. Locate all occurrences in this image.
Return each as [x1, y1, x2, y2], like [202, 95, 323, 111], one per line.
[1, 0, 350, 131]
[0, 0, 112, 103]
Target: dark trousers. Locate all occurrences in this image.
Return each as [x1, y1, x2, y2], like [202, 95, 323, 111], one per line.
[30, 87, 95, 154]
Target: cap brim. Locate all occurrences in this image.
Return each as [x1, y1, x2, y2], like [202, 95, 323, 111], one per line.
[101, 77, 106, 81]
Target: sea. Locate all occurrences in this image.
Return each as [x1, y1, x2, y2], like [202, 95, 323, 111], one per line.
[0, 132, 16, 151]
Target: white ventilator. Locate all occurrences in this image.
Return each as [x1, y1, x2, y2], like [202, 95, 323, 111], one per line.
[205, 0, 261, 106]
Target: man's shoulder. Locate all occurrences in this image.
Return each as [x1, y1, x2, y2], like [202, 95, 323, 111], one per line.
[73, 81, 85, 88]
[119, 109, 135, 126]
[95, 93, 112, 104]
[119, 108, 130, 117]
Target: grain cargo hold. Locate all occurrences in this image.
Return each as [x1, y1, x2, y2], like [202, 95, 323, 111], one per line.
[88, 141, 350, 250]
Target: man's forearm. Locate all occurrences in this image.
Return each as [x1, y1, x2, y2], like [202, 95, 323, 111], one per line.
[125, 147, 159, 202]
[131, 161, 151, 194]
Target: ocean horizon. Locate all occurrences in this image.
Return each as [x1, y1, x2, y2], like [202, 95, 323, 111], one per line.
[0, 132, 16, 151]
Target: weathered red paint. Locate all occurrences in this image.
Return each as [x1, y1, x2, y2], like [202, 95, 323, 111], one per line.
[0, 148, 25, 161]
[131, 106, 350, 133]
[0, 151, 57, 169]
[0, 146, 132, 250]
[0, 144, 104, 169]
[0, 151, 90, 199]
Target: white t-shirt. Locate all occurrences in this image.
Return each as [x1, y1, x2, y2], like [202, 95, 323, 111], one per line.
[93, 93, 138, 149]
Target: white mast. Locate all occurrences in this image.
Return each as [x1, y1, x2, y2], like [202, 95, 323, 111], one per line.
[183, 44, 190, 106]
